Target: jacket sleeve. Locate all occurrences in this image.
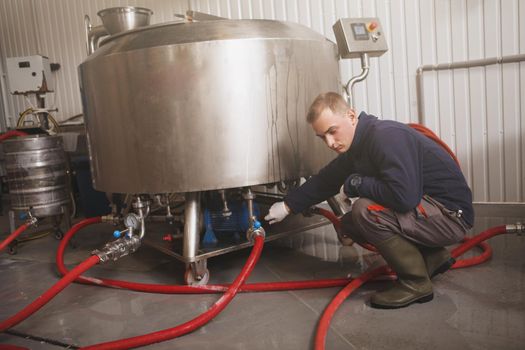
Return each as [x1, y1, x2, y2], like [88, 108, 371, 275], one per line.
[358, 128, 423, 212]
[284, 153, 353, 213]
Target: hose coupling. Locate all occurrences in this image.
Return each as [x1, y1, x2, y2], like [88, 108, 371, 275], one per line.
[19, 210, 38, 226]
[506, 222, 524, 235]
[92, 235, 141, 263]
[26, 212, 38, 226]
[246, 220, 265, 243]
[101, 215, 121, 225]
[27, 216, 38, 226]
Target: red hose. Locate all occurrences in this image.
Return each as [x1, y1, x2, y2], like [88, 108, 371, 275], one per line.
[3, 218, 508, 349]
[314, 207, 377, 252]
[80, 235, 265, 350]
[57, 217, 355, 294]
[314, 225, 508, 350]
[451, 225, 505, 259]
[0, 130, 28, 142]
[314, 266, 390, 350]
[408, 123, 460, 166]
[0, 255, 100, 332]
[0, 223, 30, 253]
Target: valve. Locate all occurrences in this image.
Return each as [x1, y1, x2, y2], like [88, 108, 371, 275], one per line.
[92, 235, 141, 263]
[113, 228, 132, 238]
[246, 219, 265, 243]
[19, 210, 38, 226]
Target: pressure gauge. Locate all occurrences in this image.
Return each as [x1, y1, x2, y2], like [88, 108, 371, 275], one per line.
[124, 213, 141, 230]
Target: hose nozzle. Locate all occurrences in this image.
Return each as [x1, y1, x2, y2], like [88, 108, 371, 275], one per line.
[506, 222, 524, 235]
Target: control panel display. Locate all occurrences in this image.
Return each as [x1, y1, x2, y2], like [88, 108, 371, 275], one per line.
[333, 17, 388, 59]
[351, 23, 369, 40]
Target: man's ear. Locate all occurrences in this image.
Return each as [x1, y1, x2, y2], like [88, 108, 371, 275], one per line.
[346, 109, 357, 124]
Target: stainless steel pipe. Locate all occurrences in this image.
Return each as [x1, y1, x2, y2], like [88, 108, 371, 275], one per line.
[182, 192, 201, 263]
[416, 53, 525, 124]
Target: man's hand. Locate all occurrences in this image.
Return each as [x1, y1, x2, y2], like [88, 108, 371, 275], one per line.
[264, 201, 290, 224]
[343, 174, 362, 198]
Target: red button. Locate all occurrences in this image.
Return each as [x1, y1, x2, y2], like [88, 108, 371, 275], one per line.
[368, 21, 378, 31]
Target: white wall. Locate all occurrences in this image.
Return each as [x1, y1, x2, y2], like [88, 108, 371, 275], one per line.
[0, 0, 523, 202]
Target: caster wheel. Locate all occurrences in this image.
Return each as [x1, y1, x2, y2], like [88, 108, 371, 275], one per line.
[184, 268, 210, 286]
[54, 229, 64, 240]
[7, 242, 18, 255]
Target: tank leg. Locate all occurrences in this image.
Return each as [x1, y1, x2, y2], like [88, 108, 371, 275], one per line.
[183, 192, 209, 285]
[185, 259, 209, 285]
[8, 210, 16, 234]
[7, 211, 18, 254]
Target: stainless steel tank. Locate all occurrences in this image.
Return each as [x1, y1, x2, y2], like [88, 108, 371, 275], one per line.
[3, 135, 69, 217]
[79, 19, 341, 194]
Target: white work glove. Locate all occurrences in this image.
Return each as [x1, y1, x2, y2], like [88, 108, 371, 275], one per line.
[264, 201, 290, 224]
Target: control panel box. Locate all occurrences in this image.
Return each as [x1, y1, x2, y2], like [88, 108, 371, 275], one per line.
[333, 18, 388, 59]
[6, 55, 54, 94]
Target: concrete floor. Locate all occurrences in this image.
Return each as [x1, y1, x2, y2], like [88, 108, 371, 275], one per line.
[0, 205, 524, 349]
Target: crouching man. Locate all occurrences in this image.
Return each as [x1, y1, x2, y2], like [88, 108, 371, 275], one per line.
[265, 92, 473, 309]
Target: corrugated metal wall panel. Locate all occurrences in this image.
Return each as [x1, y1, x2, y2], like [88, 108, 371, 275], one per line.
[0, 0, 523, 203]
[501, 0, 522, 202]
[450, 0, 471, 186]
[484, 0, 505, 202]
[467, 0, 489, 201]
[521, 1, 525, 202]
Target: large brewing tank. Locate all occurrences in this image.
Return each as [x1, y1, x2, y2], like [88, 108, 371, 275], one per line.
[79, 19, 341, 194]
[3, 135, 69, 217]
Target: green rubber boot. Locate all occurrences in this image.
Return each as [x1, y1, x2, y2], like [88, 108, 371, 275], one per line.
[418, 246, 456, 279]
[370, 235, 434, 309]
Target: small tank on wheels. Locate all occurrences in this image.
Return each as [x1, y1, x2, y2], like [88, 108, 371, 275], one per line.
[3, 134, 72, 252]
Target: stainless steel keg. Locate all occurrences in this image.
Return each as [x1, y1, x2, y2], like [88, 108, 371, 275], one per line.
[3, 134, 69, 217]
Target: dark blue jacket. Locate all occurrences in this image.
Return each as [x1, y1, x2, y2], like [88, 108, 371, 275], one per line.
[285, 112, 474, 227]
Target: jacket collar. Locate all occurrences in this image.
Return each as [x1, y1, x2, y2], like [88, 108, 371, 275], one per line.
[347, 112, 376, 153]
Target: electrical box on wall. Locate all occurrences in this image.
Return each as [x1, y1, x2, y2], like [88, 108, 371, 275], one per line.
[333, 18, 388, 59]
[6, 55, 55, 94]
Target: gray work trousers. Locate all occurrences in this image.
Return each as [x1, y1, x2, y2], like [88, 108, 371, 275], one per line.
[340, 196, 470, 247]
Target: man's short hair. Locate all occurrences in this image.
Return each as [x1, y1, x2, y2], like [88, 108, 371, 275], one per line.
[306, 92, 349, 123]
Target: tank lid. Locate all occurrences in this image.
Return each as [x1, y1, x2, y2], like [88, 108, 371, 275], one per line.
[96, 19, 331, 53]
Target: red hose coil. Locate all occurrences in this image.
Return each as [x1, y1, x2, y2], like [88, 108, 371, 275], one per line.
[80, 235, 265, 349]
[56, 217, 353, 294]
[314, 225, 507, 350]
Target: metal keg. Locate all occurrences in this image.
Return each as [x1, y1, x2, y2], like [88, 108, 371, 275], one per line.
[3, 134, 69, 217]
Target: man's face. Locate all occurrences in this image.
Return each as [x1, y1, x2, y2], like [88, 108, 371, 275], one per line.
[311, 107, 357, 154]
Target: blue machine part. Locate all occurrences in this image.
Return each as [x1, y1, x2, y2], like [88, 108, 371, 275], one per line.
[202, 201, 260, 246]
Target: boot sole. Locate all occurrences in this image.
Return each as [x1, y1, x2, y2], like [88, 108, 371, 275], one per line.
[430, 257, 456, 279]
[370, 293, 434, 309]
